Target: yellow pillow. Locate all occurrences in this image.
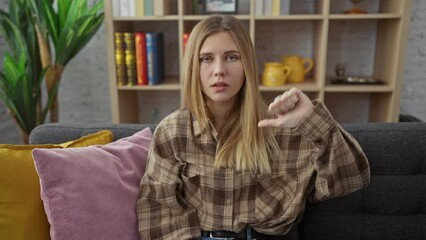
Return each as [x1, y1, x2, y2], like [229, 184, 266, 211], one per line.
[0, 130, 113, 240]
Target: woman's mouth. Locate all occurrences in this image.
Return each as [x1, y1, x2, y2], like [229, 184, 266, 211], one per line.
[212, 82, 229, 92]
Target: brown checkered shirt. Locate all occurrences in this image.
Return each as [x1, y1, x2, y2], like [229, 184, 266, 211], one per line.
[137, 101, 370, 239]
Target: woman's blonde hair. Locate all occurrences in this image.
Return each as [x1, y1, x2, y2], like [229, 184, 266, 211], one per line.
[183, 15, 281, 174]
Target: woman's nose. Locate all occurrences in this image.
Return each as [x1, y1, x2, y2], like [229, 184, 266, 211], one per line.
[214, 59, 226, 77]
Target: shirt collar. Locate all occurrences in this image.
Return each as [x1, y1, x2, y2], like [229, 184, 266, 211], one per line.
[192, 118, 219, 141]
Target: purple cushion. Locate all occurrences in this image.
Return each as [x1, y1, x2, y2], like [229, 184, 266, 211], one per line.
[32, 127, 152, 240]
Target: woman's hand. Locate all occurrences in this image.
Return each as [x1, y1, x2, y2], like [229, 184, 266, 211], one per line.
[258, 87, 314, 129]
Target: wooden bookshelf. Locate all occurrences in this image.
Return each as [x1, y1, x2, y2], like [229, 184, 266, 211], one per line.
[105, 0, 412, 124]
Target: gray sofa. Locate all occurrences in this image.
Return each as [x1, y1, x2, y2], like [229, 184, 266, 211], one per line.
[29, 122, 426, 240]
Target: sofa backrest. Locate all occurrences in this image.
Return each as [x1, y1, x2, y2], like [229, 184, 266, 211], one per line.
[300, 122, 426, 240]
[29, 122, 426, 239]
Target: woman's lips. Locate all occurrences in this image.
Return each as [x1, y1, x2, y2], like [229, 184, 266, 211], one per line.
[212, 82, 229, 92]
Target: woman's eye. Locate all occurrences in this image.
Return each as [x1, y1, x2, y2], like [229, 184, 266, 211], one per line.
[200, 56, 212, 63]
[226, 55, 239, 62]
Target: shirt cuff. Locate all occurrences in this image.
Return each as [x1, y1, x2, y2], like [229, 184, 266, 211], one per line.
[293, 100, 337, 141]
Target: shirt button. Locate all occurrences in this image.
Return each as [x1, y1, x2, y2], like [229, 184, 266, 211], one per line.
[226, 199, 231, 204]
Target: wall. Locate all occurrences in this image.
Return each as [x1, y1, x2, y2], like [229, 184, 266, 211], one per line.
[0, 0, 425, 144]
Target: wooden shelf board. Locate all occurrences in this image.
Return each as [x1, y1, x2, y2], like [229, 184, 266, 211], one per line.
[329, 13, 401, 20]
[255, 15, 324, 20]
[259, 79, 319, 92]
[117, 77, 180, 91]
[324, 85, 393, 93]
[183, 15, 251, 21]
[113, 15, 180, 21]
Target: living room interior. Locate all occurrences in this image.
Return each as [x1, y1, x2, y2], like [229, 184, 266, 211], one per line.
[1, 1, 425, 240]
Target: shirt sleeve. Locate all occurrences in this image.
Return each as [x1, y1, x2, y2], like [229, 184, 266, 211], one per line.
[294, 100, 371, 202]
[136, 122, 200, 239]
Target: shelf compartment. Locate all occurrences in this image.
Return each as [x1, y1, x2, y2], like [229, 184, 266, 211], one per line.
[138, 91, 181, 123]
[255, 20, 325, 88]
[326, 18, 402, 88]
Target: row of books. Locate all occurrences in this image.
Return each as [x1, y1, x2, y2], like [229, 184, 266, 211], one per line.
[114, 32, 164, 86]
[113, 0, 291, 17]
[112, 0, 177, 17]
[257, 0, 290, 16]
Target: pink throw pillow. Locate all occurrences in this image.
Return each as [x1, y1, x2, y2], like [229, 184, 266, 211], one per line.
[32, 127, 152, 240]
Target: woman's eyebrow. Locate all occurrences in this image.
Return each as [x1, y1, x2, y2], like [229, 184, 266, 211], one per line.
[199, 50, 240, 55]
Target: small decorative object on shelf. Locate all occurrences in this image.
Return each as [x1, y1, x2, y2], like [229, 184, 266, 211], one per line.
[335, 62, 347, 80]
[281, 55, 314, 83]
[262, 62, 291, 87]
[344, 0, 368, 14]
[330, 77, 384, 85]
[330, 63, 383, 85]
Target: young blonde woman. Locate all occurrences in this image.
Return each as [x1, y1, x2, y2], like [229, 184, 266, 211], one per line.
[137, 15, 370, 240]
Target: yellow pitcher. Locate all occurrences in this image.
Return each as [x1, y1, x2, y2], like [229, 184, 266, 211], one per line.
[262, 62, 291, 86]
[281, 55, 314, 83]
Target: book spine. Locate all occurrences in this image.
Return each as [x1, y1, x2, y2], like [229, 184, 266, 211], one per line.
[255, 0, 263, 16]
[154, 0, 164, 16]
[112, 0, 120, 17]
[183, 32, 189, 53]
[114, 32, 127, 86]
[128, 0, 136, 17]
[145, 32, 164, 85]
[280, 0, 290, 15]
[124, 32, 136, 86]
[135, 0, 145, 17]
[135, 32, 148, 85]
[144, 0, 154, 16]
[120, 0, 130, 17]
[264, 0, 272, 16]
[272, 0, 280, 16]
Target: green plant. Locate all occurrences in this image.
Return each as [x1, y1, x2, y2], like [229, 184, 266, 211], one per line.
[0, 0, 104, 143]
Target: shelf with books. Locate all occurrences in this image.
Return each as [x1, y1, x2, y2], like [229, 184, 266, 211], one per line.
[117, 77, 181, 91]
[105, 0, 411, 124]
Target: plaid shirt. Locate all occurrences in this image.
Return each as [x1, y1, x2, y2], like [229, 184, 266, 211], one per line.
[137, 101, 370, 239]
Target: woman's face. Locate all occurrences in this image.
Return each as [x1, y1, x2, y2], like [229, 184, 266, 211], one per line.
[199, 31, 245, 109]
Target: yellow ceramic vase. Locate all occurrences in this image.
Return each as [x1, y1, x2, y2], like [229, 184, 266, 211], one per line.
[281, 55, 314, 83]
[262, 62, 291, 87]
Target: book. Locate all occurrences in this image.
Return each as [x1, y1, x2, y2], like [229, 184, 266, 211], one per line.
[255, 0, 263, 16]
[154, 0, 164, 16]
[119, 0, 130, 17]
[135, 32, 148, 85]
[263, 0, 272, 16]
[144, 0, 153, 16]
[183, 32, 189, 53]
[114, 32, 127, 86]
[145, 32, 164, 85]
[124, 32, 136, 86]
[112, 0, 120, 17]
[272, 0, 281, 16]
[135, 0, 145, 17]
[280, 0, 290, 15]
[128, 0, 136, 17]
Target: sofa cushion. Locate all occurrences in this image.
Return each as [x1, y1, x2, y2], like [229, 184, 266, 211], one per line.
[0, 130, 112, 240]
[32, 127, 152, 240]
[300, 122, 426, 240]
